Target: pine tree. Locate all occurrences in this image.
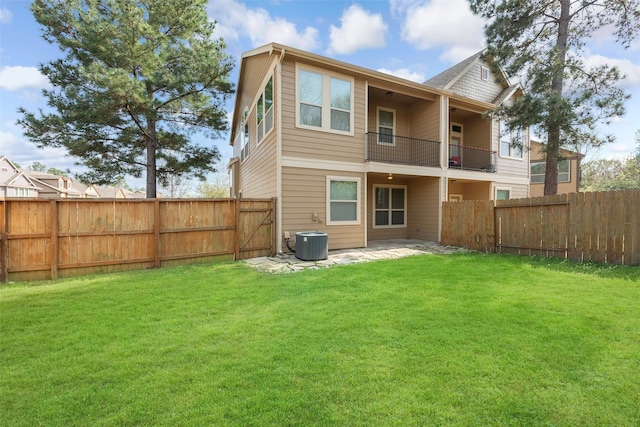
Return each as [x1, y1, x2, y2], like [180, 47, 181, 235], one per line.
[468, 0, 640, 195]
[18, 0, 234, 198]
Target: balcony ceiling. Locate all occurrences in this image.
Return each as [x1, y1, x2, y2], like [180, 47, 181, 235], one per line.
[369, 87, 424, 106]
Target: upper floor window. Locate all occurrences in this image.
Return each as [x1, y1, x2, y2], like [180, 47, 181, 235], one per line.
[297, 66, 353, 134]
[500, 121, 524, 158]
[481, 66, 489, 81]
[530, 160, 570, 183]
[257, 76, 273, 143]
[15, 188, 28, 197]
[374, 185, 406, 228]
[240, 107, 249, 161]
[377, 107, 395, 145]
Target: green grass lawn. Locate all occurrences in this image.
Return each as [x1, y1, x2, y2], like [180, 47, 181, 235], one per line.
[1, 253, 639, 426]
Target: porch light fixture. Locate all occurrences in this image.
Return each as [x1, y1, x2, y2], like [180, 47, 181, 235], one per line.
[387, 173, 393, 180]
[386, 91, 393, 98]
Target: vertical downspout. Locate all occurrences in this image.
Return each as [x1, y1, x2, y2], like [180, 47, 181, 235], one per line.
[276, 48, 286, 253]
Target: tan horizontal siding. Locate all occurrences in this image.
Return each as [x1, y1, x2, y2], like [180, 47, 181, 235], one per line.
[407, 177, 440, 241]
[282, 166, 365, 250]
[280, 59, 366, 164]
[409, 98, 441, 142]
[366, 175, 440, 242]
[237, 56, 279, 199]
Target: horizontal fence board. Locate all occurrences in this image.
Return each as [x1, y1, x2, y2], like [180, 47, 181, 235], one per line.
[1, 198, 275, 282]
[442, 189, 639, 266]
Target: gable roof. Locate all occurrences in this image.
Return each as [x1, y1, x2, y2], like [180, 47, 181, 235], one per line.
[4, 171, 42, 190]
[493, 83, 523, 105]
[424, 51, 484, 90]
[424, 50, 513, 92]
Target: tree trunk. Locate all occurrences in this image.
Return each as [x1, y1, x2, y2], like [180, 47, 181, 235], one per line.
[544, 0, 571, 196]
[146, 115, 157, 199]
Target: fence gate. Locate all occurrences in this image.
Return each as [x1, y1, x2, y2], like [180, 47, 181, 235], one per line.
[235, 198, 276, 260]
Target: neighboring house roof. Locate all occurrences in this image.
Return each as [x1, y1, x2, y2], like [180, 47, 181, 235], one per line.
[530, 140, 584, 161]
[4, 171, 42, 190]
[91, 185, 124, 198]
[20, 168, 84, 197]
[123, 189, 146, 199]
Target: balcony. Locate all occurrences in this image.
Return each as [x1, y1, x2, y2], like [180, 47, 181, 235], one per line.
[448, 144, 497, 173]
[366, 132, 440, 167]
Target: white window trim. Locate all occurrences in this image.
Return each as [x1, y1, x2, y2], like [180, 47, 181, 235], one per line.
[295, 63, 355, 136]
[372, 184, 407, 229]
[239, 106, 250, 162]
[499, 121, 525, 160]
[376, 106, 396, 146]
[256, 74, 274, 146]
[481, 66, 489, 81]
[326, 176, 361, 226]
[495, 186, 512, 201]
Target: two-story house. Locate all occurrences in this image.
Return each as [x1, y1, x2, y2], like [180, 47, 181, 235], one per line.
[229, 43, 530, 252]
[0, 156, 41, 198]
[529, 140, 583, 196]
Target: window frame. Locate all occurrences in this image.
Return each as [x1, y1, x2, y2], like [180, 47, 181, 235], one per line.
[373, 184, 407, 229]
[499, 121, 524, 159]
[376, 107, 396, 146]
[326, 176, 361, 226]
[530, 160, 570, 183]
[495, 187, 511, 201]
[481, 66, 489, 81]
[256, 75, 274, 145]
[296, 64, 354, 136]
[239, 107, 250, 162]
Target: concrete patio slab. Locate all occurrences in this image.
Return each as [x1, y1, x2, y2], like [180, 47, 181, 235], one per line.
[243, 239, 466, 274]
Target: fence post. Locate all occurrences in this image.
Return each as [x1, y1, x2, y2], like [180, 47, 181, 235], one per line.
[50, 200, 59, 280]
[234, 198, 241, 261]
[0, 201, 6, 282]
[271, 197, 277, 256]
[154, 199, 161, 268]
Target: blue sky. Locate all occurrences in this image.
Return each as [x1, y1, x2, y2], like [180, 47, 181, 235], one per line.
[1, 0, 639, 181]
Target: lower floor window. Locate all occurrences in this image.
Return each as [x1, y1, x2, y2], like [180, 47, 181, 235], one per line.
[327, 177, 360, 225]
[374, 185, 406, 227]
[496, 189, 510, 200]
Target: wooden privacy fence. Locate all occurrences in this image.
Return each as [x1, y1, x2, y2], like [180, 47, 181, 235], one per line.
[442, 189, 640, 265]
[0, 198, 276, 282]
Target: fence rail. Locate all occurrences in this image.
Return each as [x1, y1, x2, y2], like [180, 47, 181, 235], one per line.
[441, 189, 640, 265]
[0, 198, 276, 282]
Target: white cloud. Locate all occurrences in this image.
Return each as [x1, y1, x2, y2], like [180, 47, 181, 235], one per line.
[208, 0, 320, 51]
[377, 67, 426, 83]
[399, 0, 485, 62]
[0, 7, 12, 24]
[327, 5, 387, 55]
[0, 66, 51, 91]
[583, 54, 640, 89]
[0, 130, 72, 170]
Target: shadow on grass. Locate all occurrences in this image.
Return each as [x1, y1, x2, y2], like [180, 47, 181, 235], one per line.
[490, 252, 640, 282]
